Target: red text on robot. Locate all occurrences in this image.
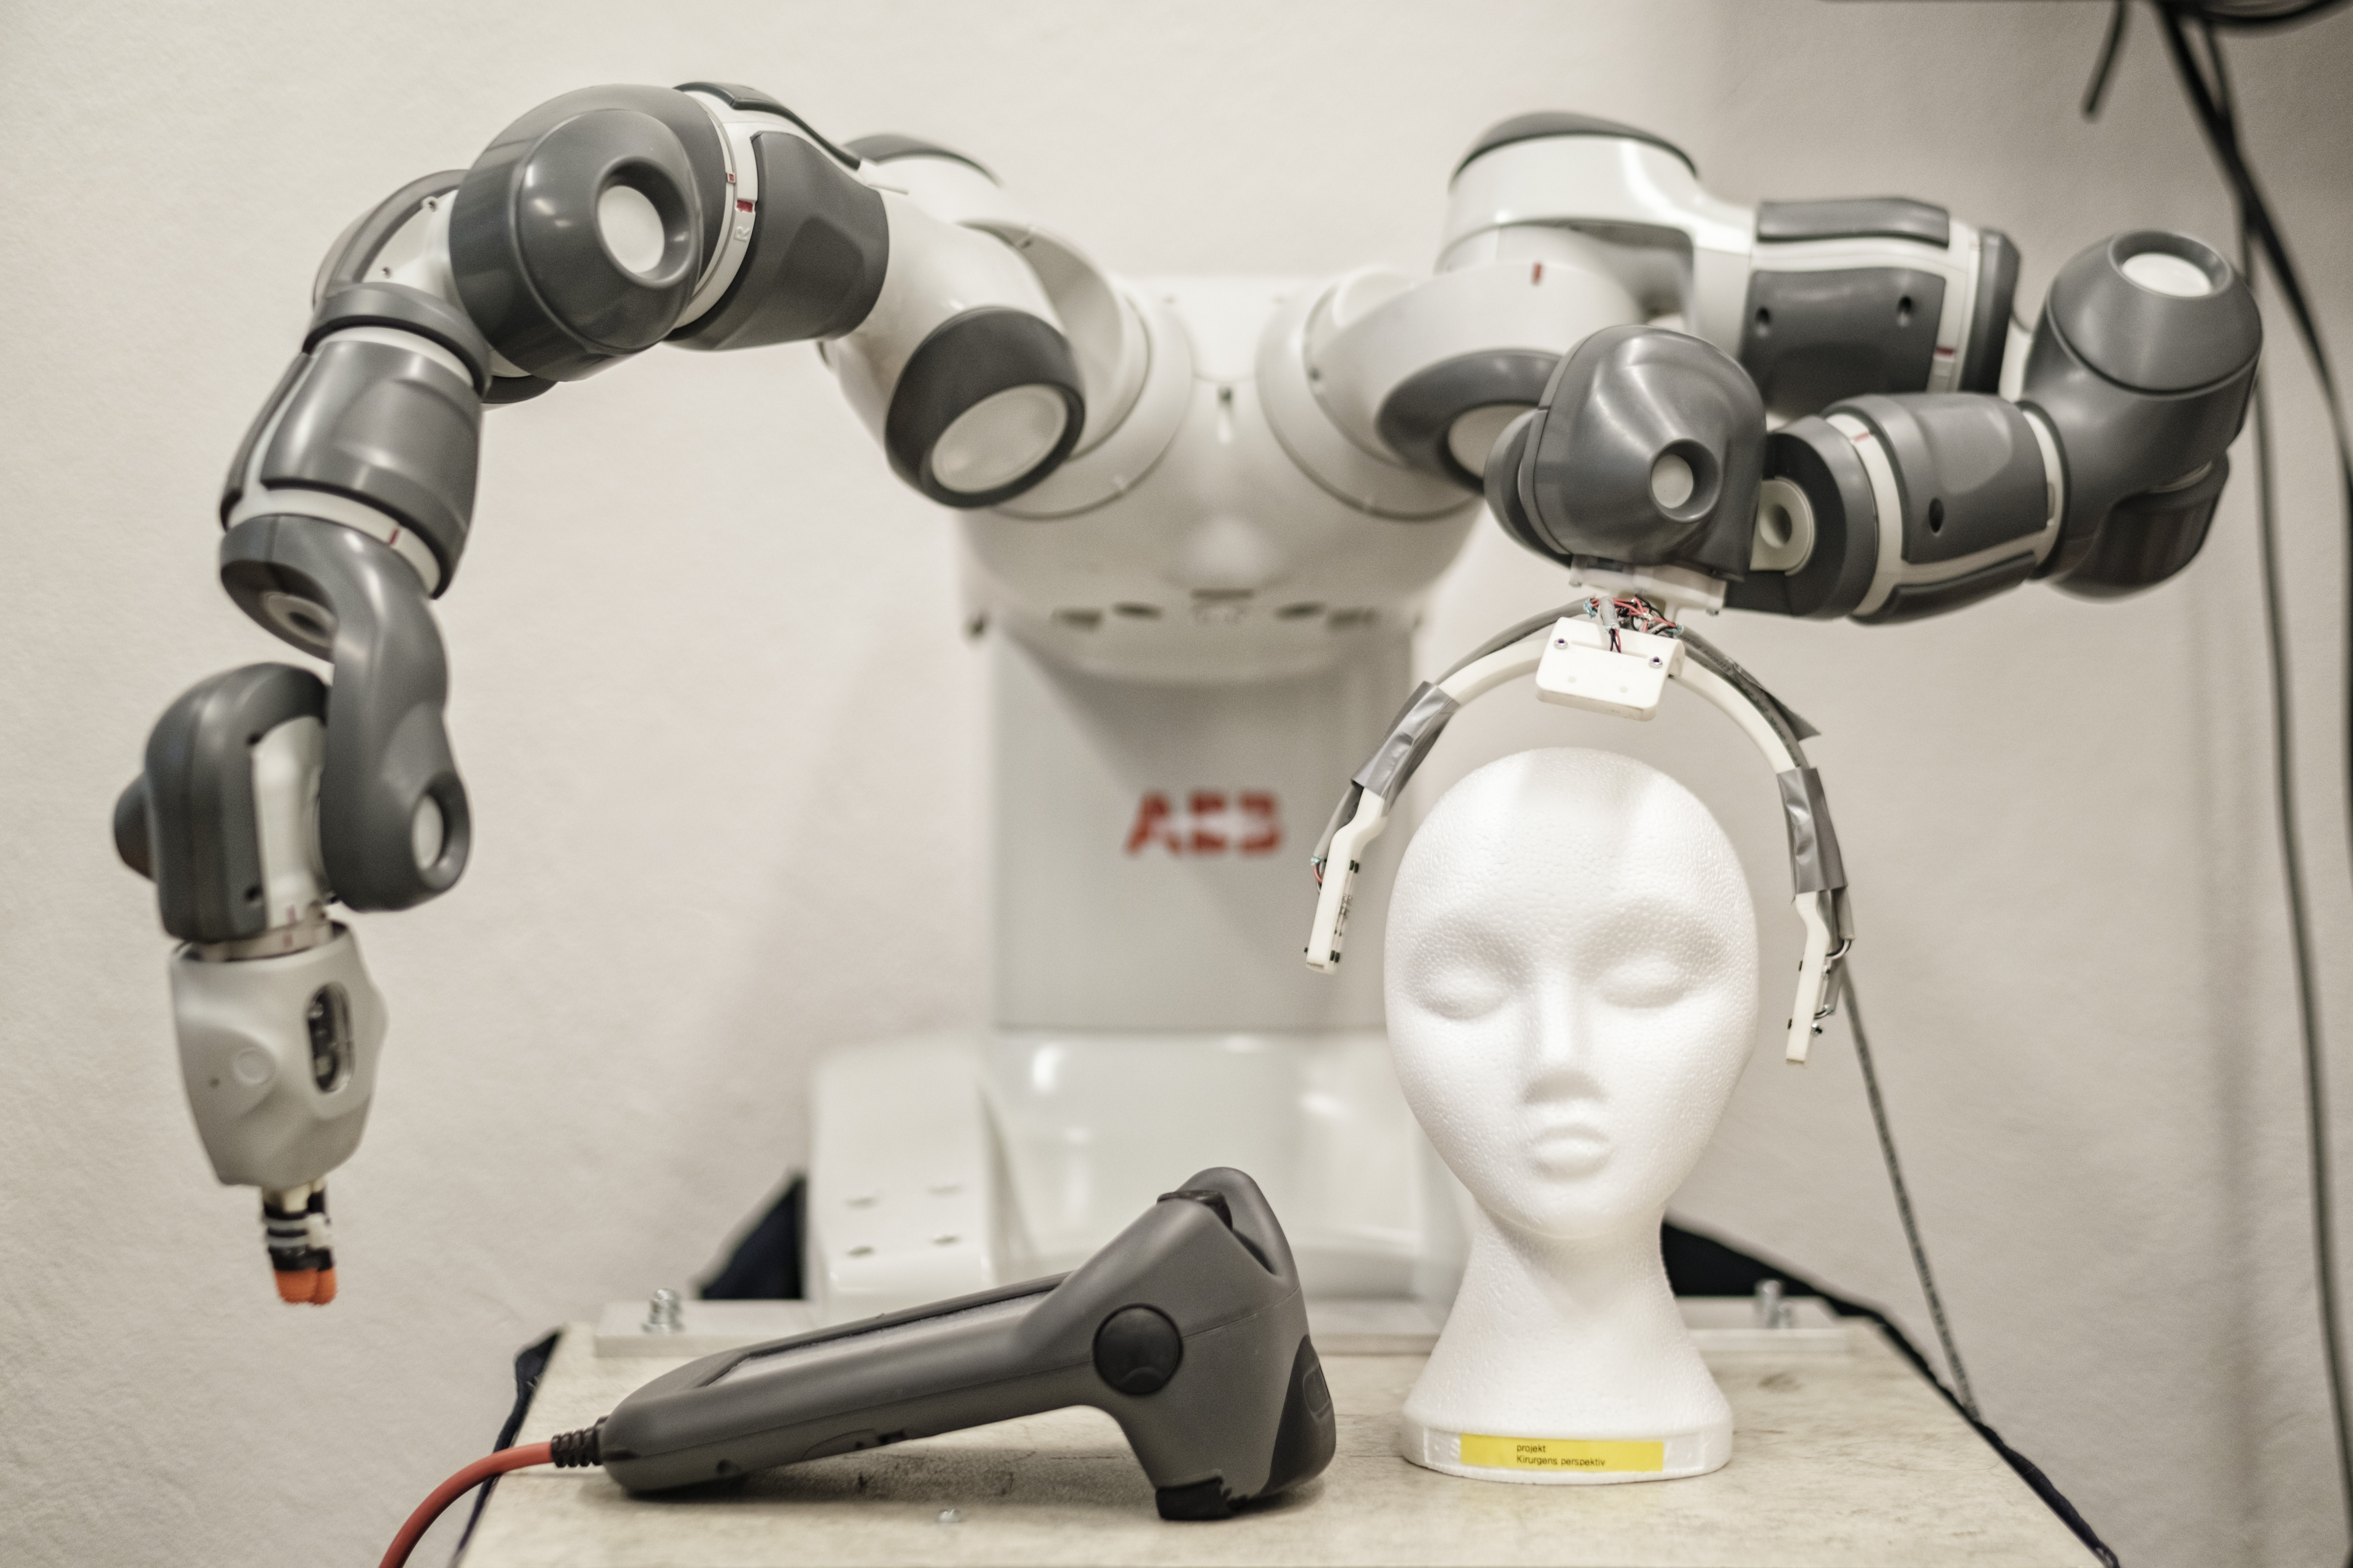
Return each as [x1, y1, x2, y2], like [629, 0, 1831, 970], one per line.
[1124, 791, 1282, 856]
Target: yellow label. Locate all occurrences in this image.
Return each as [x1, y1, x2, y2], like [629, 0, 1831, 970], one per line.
[1458, 1434, 1666, 1473]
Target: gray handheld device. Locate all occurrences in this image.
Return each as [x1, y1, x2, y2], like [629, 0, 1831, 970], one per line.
[590, 1168, 1334, 1520]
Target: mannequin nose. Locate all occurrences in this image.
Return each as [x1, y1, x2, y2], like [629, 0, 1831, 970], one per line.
[1529, 976, 1599, 1072]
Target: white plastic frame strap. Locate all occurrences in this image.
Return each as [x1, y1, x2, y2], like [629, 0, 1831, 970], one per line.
[1301, 641, 1530, 974]
[1303, 626, 1841, 1065]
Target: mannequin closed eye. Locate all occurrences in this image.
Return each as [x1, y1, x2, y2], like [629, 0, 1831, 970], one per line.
[1590, 951, 1698, 1009]
[1416, 950, 1705, 1013]
[1581, 908, 1731, 1009]
[1400, 904, 1729, 1019]
[1405, 944, 1514, 1021]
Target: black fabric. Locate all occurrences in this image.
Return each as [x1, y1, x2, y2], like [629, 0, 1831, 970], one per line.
[457, 1329, 562, 1553]
[1663, 1219, 2119, 1568]
[701, 1175, 806, 1300]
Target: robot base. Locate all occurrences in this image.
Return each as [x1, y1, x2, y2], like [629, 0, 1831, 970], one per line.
[805, 1031, 1469, 1323]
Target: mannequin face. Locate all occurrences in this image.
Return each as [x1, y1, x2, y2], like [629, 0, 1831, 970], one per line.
[1386, 749, 1757, 1241]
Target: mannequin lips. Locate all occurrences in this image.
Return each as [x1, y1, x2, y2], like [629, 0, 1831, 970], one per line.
[1524, 1113, 1611, 1176]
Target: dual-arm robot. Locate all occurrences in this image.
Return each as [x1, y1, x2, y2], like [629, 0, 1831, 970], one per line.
[112, 88, 2258, 1305]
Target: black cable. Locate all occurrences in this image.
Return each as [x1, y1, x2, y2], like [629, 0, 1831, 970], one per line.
[1839, 965, 1980, 1421]
[2081, 0, 2133, 116]
[2135, 10, 2353, 1554]
[2189, 0, 2349, 27]
[2195, 21, 2353, 1556]
[2249, 246, 2353, 1564]
[456, 1329, 562, 1555]
[2152, 12, 2351, 452]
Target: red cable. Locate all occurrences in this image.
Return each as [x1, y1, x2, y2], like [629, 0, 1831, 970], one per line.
[379, 1442, 553, 1568]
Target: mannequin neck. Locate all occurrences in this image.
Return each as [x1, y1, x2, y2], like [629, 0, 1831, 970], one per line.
[1458, 1205, 1682, 1342]
[1412, 1200, 1725, 1429]
[1401, 1198, 1734, 1464]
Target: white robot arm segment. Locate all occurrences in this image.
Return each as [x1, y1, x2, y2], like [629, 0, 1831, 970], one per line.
[1301, 258, 1642, 487]
[1438, 114, 2015, 404]
[821, 192, 1085, 506]
[1277, 113, 2026, 524]
[844, 139, 1150, 454]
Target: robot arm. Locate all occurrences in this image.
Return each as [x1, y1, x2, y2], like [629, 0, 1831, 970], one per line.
[450, 82, 1098, 499]
[118, 82, 1115, 1302]
[1267, 113, 2024, 512]
[1276, 110, 2256, 621]
[118, 169, 495, 1302]
[1481, 228, 2261, 621]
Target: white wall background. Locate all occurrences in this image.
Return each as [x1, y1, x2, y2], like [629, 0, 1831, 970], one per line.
[3, 2, 2350, 1564]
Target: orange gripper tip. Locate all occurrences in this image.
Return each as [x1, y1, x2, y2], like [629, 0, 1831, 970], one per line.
[274, 1269, 319, 1304]
[310, 1268, 338, 1305]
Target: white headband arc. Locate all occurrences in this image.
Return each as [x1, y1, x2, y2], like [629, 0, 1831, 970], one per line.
[1303, 598, 1852, 1065]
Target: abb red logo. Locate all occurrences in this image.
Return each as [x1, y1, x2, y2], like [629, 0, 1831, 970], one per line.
[1125, 790, 1282, 856]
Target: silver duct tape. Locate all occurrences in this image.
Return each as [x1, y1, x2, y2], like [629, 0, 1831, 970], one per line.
[1777, 766, 1848, 894]
[1352, 682, 1462, 800]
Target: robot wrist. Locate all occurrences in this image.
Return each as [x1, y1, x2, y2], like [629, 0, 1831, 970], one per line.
[2022, 230, 2261, 596]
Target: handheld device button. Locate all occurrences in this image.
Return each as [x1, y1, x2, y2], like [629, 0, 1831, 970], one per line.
[1094, 1305, 1183, 1396]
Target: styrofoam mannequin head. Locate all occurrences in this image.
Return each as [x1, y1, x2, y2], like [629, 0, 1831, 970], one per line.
[1386, 747, 1757, 1242]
